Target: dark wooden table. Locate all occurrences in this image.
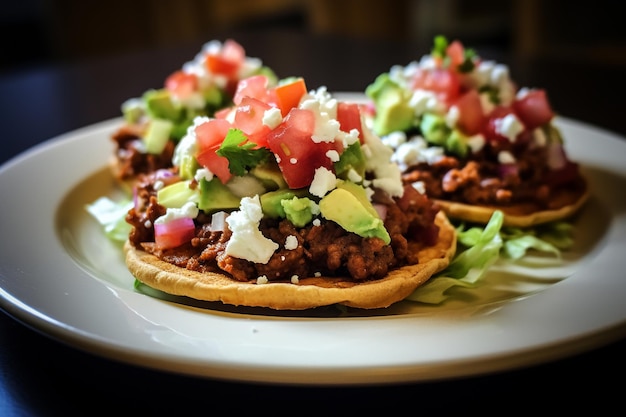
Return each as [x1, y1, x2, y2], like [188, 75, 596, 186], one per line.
[1, 29, 625, 415]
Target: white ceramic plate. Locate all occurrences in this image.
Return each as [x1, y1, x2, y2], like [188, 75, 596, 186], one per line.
[1, 93, 626, 385]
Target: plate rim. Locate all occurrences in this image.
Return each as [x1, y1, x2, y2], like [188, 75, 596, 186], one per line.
[1, 95, 626, 385]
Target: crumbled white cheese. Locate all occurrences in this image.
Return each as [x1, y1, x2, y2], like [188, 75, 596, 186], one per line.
[466, 134, 486, 153]
[390, 136, 443, 170]
[412, 181, 426, 194]
[309, 166, 337, 197]
[325, 149, 340, 162]
[381, 131, 407, 149]
[290, 275, 299, 284]
[263, 107, 283, 129]
[225, 195, 279, 264]
[173, 116, 208, 166]
[256, 275, 269, 284]
[494, 114, 524, 142]
[194, 168, 214, 183]
[361, 127, 404, 197]
[312, 218, 321, 227]
[498, 150, 516, 164]
[154, 201, 199, 225]
[446, 105, 460, 128]
[410, 89, 444, 116]
[285, 235, 298, 250]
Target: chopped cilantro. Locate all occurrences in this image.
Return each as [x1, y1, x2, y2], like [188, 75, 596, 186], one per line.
[432, 35, 448, 59]
[216, 128, 271, 176]
[457, 47, 477, 73]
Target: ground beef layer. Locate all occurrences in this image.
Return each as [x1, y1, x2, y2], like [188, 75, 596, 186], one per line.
[126, 174, 441, 283]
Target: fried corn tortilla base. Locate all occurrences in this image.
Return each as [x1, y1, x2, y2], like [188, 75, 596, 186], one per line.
[435, 187, 589, 227]
[124, 211, 457, 310]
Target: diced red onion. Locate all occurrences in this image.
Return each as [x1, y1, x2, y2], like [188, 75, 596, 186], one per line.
[154, 217, 195, 248]
[209, 211, 229, 232]
[373, 203, 388, 221]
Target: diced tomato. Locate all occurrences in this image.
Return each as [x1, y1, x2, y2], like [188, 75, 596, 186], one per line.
[233, 74, 276, 106]
[165, 70, 198, 99]
[273, 78, 307, 116]
[214, 106, 233, 119]
[446, 40, 465, 69]
[234, 96, 272, 147]
[154, 217, 196, 249]
[195, 118, 232, 150]
[410, 67, 461, 104]
[266, 108, 337, 189]
[195, 119, 233, 183]
[204, 39, 245, 78]
[337, 102, 364, 142]
[453, 90, 484, 135]
[483, 106, 516, 144]
[513, 89, 555, 130]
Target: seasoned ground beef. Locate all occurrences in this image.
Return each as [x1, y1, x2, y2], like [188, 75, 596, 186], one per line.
[401, 141, 586, 210]
[126, 171, 441, 283]
[111, 125, 176, 181]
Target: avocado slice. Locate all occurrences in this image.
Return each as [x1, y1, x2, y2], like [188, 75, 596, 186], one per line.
[319, 187, 390, 244]
[366, 73, 414, 136]
[260, 188, 311, 219]
[157, 180, 197, 208]
[198, 177, 241, 212]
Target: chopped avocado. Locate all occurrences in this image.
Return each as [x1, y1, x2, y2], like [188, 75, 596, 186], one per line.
[281, 196, 319, 227]
[420, 113, 450, 146]
[157, 180, 197, 208]
[366, 73, 414, 136]
[178, 153, 199, 180]
[335, 180, 378, 218]
[319, 187, 390, 244]
[334, 142, 366, 181]
[144, 118, 173, 154]
[250, 162, 288, 190]
[260, 189, 310, 219]
[198, 177, 241, 212]
[143, 89, 182, 121]
[121, 98, 144, 123]
[446, 129, 470, 158]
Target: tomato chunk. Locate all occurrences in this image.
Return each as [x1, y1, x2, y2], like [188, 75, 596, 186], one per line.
[337, 102, 364, 142]
[195, 119, 233, 183]
[513, 89, 555, 130]
[273, 78, 307, 116]
[411, 67, 461, 104]
[453, 90, 484, 135]
[165, 70, 198, 99]
[266, 108, 337, 189]
[234, 96, 273, 147]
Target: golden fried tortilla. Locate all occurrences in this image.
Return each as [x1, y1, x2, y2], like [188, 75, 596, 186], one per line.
[124, 211, 457, 310]
[436, 187, 589, 227]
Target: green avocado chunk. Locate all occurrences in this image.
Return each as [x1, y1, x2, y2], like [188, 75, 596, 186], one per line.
[260, 189, 310, 219]
[319, 186, 390, 244]
[198, 177, 241, 212]
[157, 180, 197, 208]
[365, 73, 414, 136]
[143, 89, 182, 121]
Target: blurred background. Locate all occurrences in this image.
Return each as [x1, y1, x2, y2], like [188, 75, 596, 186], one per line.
[3, 0, 626, 73]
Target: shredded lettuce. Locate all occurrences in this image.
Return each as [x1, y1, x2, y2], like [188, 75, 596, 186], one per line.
[85, 197, 133, 242]
[407, 210, 575, 304]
